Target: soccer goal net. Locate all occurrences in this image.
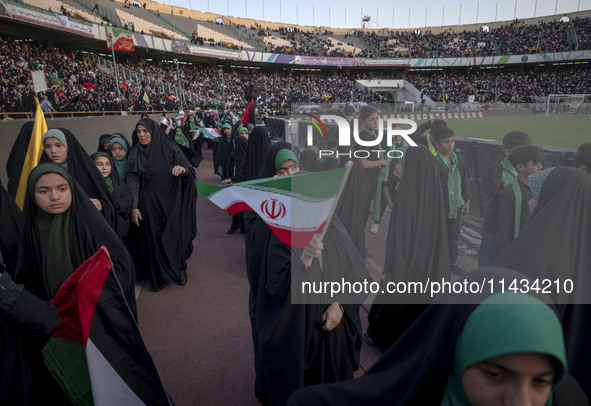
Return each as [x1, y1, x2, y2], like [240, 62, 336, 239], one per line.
[544, 94, 591, 116]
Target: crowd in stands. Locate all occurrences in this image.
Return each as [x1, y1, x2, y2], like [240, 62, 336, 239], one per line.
[406, 67, 591, 103]
[2, 35, 591, 117]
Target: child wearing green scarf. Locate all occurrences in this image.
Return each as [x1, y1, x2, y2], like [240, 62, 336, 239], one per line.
[432, 127, 471, 276]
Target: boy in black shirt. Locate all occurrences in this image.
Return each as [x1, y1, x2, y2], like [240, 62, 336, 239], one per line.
[479, 131, 532, 266]
[432, 127, 471, 275]
[495, 145, 543, 257]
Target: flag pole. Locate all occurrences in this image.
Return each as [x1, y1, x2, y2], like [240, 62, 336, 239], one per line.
[315, 160, 353, 242]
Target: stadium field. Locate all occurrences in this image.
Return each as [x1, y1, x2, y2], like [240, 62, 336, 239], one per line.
[417, 115, 590, 149]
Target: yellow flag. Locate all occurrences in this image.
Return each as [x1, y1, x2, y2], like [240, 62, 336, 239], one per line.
[15, 97, 48, 209]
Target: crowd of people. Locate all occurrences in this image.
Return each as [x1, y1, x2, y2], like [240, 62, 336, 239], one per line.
[2, 33, 591, 118]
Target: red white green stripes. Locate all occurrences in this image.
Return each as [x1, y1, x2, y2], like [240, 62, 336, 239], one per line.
[196, 167, 347, 248]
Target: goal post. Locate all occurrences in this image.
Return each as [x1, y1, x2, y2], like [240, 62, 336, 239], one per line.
[545, 94, 591, 116]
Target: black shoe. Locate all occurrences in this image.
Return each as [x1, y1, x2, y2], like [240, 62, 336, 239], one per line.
[226, 228, 237, 235]
[178, 270, 188, 285]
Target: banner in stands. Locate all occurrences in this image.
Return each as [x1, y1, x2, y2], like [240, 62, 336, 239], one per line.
[411, 51, 591, 67]
[173, 41, 241, 60]
[0, 2, 97, 37]
[358, 58, 410, 67]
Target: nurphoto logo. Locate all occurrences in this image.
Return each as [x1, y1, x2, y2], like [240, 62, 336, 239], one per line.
[305, 114, 419, 159]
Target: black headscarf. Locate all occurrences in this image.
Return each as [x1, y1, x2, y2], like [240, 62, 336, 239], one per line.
[39, 128, 117, 230]
[288, 268, 589, 406]
[0, 181, 21, 276]
[497, 166, 591, 399]
[14, 163, 137, 317]
[127, 118, 197, 291]
[97, 133, 112, 153]
[367, 145, 449, 351]
[90, 152, 133, 244]
[6, 121, 34, 199]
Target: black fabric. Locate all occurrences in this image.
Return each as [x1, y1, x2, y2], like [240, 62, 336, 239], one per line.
[216, 132, 234, 179]
[482, 161, 504, 233]
[256, 214, 367, 406]
[407, 119, 433, 147]
[127, 118, 197, 291]
[6, 121, 34, 199]
[183, 118, 203, 166]
[495, 178, 533, 257]
[334, 158, 369, 257]
[0, 288, 61, 406]
[14, 163, 137, 318]
[0, 181, 21, 276]
[39, 128, 117, 230]
[288, 268, 589, 406]
[97, 133, 111, 153]
[368, 145, 449, 351]
[299, 150, 324, 172]
[90, 152, 133, 244]
[230, 135, 248, 183]
[243, 129, 272, 398]
[244, 126, 271, 182]
[496, 166, 591, 400]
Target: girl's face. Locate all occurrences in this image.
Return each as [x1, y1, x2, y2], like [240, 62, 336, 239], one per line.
[94, 156, 112, 178]
[34, 172, 72, 214]
[111, 142, 126, 161]
[44, 137, 68, 165]
[462, 352, 555, 406]
[361, 112, 380, 131]
[276, 160, 300, 177]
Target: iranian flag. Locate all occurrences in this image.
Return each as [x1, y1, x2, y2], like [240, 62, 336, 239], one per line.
[196, 165, 351, 248]
[42, 246, 171, 405]
[107, 27, 135, 52]
[175, 109, 187, 126]
[199, 127, 221, 141]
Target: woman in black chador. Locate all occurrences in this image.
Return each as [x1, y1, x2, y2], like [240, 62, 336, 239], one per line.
[126, 118, 197, 291]
[365, 145, 449, 353]
[254, 142, 368, 405]
[497, 166, 591, 401]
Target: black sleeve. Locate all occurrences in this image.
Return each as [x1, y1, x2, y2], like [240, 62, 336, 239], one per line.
[408, 120, 432, 146]
[5, 290, 61, 340]
[484, 162, 503, 198]
[459, 155, 471, 201]
[495, 187, 515, 258]
[125, 172, 141, 209]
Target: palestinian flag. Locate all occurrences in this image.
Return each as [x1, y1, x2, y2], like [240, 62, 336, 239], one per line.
[240, 98, 255, 125]
[199, 127, 221, 141]
[106, 27, 135, 52]
[196, 165, 350, 248]
[42, 246, 171, 405]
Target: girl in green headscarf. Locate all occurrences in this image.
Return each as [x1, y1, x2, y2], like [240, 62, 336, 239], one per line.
[172, 126, 199, 169]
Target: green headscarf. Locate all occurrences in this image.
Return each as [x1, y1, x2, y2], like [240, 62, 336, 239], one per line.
[275, 149, 299, 172]
[441, 292, 567, 406]
[27, 163, 74, 299]
[501, 157, 522, 239]
[92, 152, 114, 193]
[188, 115, 197, 132]
[42, 129, 69, 149]
[436, 152, 462, 218]
[174, 127, 189, 148]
